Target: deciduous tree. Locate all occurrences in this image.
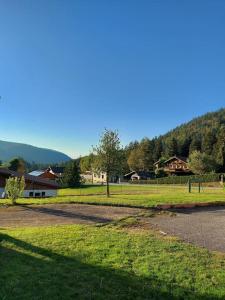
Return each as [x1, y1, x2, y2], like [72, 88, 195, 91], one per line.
[188, 151, 218, 175]
[93, 129, 123, 197]
[5, 176, 25, 205]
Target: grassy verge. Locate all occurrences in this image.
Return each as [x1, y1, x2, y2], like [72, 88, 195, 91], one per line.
[1, 224, 225, 299]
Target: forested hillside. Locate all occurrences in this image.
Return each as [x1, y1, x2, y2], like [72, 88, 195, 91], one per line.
[126, 108, 225, 172]
[80, 109, 225, 174]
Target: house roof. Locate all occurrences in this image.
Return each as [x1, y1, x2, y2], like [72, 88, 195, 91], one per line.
[0, 168, 59, 189]
[164, 156, 188, 164]
[154, 156, 188, 166]
[124, 171, 136, 177]
[29, 170, 45, 176]
[131, 171, 153, 177]
[50, 167, 65, 174]
[29, 167, 60, 178]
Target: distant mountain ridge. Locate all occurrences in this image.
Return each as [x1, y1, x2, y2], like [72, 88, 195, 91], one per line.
[0, 140, 71, 164]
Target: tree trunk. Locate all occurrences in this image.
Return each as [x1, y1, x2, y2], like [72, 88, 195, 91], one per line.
[106, 173, 110, 197]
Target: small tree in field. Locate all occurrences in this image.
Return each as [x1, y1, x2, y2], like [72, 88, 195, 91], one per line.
[5, 176, 25, 205]
[93, 129, 123, 197]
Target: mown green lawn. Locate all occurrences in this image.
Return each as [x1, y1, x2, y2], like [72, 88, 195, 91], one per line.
[1, 184, 225, 208]
[1, 224, 225, 299]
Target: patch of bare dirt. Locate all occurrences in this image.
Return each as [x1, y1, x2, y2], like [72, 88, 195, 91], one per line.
[0, 203, 144, 227]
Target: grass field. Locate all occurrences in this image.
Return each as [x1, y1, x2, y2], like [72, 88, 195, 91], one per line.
[1, 184, 225, 208]
[1, 223, 225, 299]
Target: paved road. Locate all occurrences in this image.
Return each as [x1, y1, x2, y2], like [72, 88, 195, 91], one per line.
[0, 204, 142, 227]
[150, 206, 225, 252]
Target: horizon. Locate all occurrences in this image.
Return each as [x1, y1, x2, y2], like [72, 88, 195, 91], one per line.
[0, 0, 225, 158]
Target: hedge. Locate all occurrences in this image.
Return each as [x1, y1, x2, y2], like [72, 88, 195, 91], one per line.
[130, 173, 225, 185]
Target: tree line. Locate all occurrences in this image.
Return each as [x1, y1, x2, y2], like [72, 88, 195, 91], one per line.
[80, 109, 225, 174]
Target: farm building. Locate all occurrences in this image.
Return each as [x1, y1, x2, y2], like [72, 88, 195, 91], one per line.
[29, 166, 64, 181]
[154, 156, 191, 175]
[0, 168, 59, 198]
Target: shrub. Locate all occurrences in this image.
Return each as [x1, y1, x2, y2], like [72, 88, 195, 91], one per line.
[5, 176, 25, 205]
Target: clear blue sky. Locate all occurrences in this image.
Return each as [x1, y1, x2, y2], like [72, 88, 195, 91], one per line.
[0, 0, 225, 158]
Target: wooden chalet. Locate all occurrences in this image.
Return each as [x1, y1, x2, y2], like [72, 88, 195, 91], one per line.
[0, 168, 59, 198]
[154, 156, 191, 175]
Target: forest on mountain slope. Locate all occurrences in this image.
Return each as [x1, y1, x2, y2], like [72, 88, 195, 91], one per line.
[126, 108, 225, 172]
[80, 108, 225, 174]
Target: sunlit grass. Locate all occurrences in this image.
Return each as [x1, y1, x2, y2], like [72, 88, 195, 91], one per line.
[1, 184, 224, 208]
[1, 224, 225, 299]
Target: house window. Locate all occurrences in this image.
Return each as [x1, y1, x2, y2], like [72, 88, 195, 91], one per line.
[29, 192, 34, 197]
[102, 174, 104, 179]
[42, 192, 46, 197]
[35, 192, 41, 197]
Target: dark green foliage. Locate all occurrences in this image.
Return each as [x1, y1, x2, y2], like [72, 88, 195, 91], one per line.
[131, 173, 225, 185]
[127, 138, 155, 171]
[8, 157, 26, 173]
[189, 136, 202, 154]
[152, 138, 163, 162]
[128, 108, 225, 172]
[188, 151, 219, 174]
[161, 109, 225, 164]
[79, 154, 95, 173]
[63, 160, 81, 187]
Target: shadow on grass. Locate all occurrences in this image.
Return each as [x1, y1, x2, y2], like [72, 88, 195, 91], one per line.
[21, 205, 112, 223]
[0, 233, 219, 300]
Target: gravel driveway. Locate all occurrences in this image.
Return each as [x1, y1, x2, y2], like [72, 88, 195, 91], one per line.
[0, 203, 142, 227]
[150, 206, 225, 252]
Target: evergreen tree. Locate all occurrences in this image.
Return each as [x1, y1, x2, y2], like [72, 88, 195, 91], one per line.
[127, 138, 154, 171]
[214, 126, 225, 171]
[179, 137, 191, 157]
[8, 157, 26, 173]
[201, 131, 216, 155]
[165, 137, 178, 157]
[153, 138, 163, 162]
[63, 160, 81, 187]
[189, 136, 202, 154]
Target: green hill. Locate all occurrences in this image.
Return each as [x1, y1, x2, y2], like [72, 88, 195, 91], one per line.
[0, 140, 71, 164]
[124, 108, 225, 172]
[158, 108, 225, 158]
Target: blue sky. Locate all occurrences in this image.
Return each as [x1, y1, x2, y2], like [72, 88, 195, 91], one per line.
[0, 0, 225, 158]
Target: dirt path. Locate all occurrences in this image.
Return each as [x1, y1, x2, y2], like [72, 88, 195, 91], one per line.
[150, 206, 225, 252]
[0, 203, 143, 227]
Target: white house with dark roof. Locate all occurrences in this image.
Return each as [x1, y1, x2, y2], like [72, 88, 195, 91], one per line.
[0, 168, 59, 198]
